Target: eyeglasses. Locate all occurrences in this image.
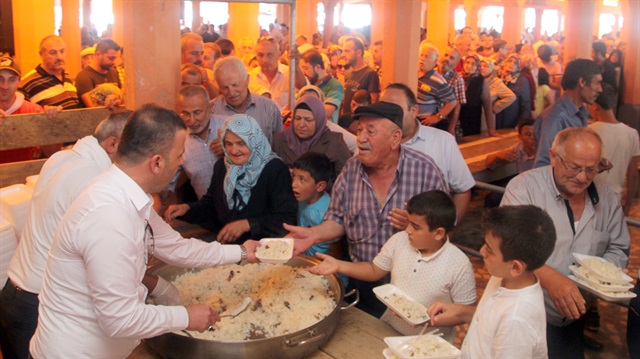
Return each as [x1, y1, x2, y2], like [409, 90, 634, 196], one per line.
[337, 64, 351, 70]
[257, 36, 278, 44]
[144, 219, 155, 266]
[552, 151, 599, 177]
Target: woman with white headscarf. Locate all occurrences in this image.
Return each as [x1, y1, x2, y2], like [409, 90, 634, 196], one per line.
[165, 114, 297, 244]
[496, 54, 531, 129]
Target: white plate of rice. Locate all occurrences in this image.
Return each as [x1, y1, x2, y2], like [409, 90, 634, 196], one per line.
[256, 238, 294, 264]
[569, 274, 636, 305]
[569, 265, 634, 292]
[572, 253, 632, 285]
[384, 335, 461, 359]
[373, 284, 429, 325]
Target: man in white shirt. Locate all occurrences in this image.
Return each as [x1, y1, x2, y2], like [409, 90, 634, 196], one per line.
[0, 110, 130, 359]
[30, 104, 259, 358]
[380, 83, 475, 220]
[249, 36, 307, 110]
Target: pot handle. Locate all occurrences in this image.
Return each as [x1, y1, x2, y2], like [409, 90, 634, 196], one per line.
[340, 289, 359, 310]
[283, 328, 326, 347]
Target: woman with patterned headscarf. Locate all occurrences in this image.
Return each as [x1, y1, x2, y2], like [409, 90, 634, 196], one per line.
[166, 114, 297, 244]
[496, 54, 531, 129]
[272, 95, 350, 184]
[458, 54, 496, 136]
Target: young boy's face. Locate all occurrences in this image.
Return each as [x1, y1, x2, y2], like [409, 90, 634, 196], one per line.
[518, 125, 535, 154]
[291, 168, 323, 204]
[480, 231, 511, 278]
[405, 213, 439, 251]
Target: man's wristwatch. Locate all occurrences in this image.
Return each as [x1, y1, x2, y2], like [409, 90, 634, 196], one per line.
[239, 246, 247, 263]
[437, 113, 447, 122]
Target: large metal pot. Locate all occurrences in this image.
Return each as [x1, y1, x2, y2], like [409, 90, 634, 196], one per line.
[145, 256, 358, 359]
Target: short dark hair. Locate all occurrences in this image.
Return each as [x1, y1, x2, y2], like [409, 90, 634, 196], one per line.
[406, 190, 456, 233]
[537, 44, 552, 62]
[292, 152, 332, 184]
[345, 37, 365, 56]
[301, 49, 325, 69]
[561, 59, 602, 90]
[516, 118, 535, 134]
[215, 38, 235, 56]
[352, 89, 371, 105]
[373, 40, 382, 47]
[537, 67, 550, 87]
[384, 83, 417, 109]
[482, 205, 556, 271]
[594, 83, 616, 110]
[592, 41, 607, 57]
[96, 39, 121, 53]
[492, 39, 507, 53]
[117, 103, 187, 164]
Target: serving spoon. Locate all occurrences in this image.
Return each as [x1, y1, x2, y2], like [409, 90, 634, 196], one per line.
[207, 297, 252, 331]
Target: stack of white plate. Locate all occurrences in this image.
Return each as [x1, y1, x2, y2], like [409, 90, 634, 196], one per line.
[569, 253, 636, 304]
[25, 175, 40, 191]
[0, 184, 33, 240]
[0, 216, 18, 285]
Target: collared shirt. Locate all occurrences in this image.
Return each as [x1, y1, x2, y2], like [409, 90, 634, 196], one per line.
[19, 64, 80, 109]
[31, 165, 242, 358]
[442, 69, 467, 105]
[374, 234, 476, 342]
[487, 141, 535, 174]
[249, 62, 294, 110]
[501, 166, 630, 326]
[533, 94, 590, 167]
[211, 92, 282, 144]
[8, 136, 111, 293]
[168, 115, 226, 199]
[318, 75, 344, 124]
[462, 276, 547, 359]
[416, 69, 457, 116]
[325, 147, 447, 263]
[403, 122, 475, 193]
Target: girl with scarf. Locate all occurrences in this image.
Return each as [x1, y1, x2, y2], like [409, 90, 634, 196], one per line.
[496, 54, 531, 129]
[458, 54, 496, 136]
[166, 114, 297, 244]
[272, 95, 350, 185]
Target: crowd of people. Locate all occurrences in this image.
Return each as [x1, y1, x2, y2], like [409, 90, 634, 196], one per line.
[0, 18, 637, 359]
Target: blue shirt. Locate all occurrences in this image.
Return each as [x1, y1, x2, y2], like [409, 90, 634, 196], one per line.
[300, 192, 331, 257]
[533, 94, 590, 168]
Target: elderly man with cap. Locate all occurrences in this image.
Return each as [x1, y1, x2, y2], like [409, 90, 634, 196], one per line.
[285, 101, 447, 317]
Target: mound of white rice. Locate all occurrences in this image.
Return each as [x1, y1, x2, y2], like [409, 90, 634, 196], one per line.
[406, 335, 458, 357]
[582, 258, 625, 281]
[256, 240, 291, 259]
[174, 263, 336, 340]
[384, 293, 428, 322]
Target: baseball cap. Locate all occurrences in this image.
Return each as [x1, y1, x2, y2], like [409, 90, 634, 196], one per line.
[80, 46, 96, 57]
[352, 101, 404, 129]
[0, 56, 21, 76]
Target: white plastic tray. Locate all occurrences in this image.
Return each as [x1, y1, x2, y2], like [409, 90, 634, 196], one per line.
[572, 253, 633, 285]
[569, 274, 636, 305]
[569, 266, 633, 292]
[384, 335, 461, 359]
[255, 238, 294, 264]
[373, 284, 429, 325]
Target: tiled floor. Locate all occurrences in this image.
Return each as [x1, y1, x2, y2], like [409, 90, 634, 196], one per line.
[452, 190, 640, 359]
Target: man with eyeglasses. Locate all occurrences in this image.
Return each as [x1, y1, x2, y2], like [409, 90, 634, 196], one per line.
[502, 127, 630, 358]
[534, 59, 603, 168]
[249, 36, 307, 110]
[30, 104, 259, 358]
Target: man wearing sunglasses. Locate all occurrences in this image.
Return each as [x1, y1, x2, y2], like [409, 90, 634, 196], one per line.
[502, 127, 630, 358]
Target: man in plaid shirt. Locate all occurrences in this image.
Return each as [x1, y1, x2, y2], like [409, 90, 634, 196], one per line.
[438, 46, 467, 137]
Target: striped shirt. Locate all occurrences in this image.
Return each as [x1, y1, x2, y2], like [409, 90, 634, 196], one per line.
[416, 69, 456, 116]
[20, 65, 80, 109]
[325, 147, 447, 262]
[211, 92, 282, 144]
[442, 69, 467, 105]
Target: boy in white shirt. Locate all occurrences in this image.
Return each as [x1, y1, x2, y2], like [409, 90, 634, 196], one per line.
[428, 205, 556, 359]
[308, 190, 476, 342]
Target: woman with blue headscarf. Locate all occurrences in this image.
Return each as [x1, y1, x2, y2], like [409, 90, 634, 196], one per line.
[165, 114, 297, 243]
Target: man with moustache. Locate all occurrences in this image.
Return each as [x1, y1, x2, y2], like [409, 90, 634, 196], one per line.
[20, 35, 80, 109]
[299, 49, 344, 124]
[181, 33, 218, 99]
[502, 127, 629, 358]
[340, 37, 380, 116]
[436, 46, 466, 136]
[285, 101, 447, 318]
[75, 39, 122, 107]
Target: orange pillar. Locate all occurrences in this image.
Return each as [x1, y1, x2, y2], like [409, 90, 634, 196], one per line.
[322, 0, 336, 47]
[61, 0, 81, 80]
[370, 0, 385, 45]
[191, 0, 200, 33]
[534, 8, 543, 41]
[618, 0, 640, 127]
[276, 4, 291, 28]
[12, 0, 55, 72]
[464, 0, 479, 33]
[112, 0, 124, 47]
[381, 0, 421, 90]
[564, 0, 596, 62]
[426, 0, 450, 49]
[82, 0, 91, 29]
[296, 0, 318, 44]
[227, 3, 260, 48]
[122, 0, 180, 109]
[502, 0, 525, 45]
